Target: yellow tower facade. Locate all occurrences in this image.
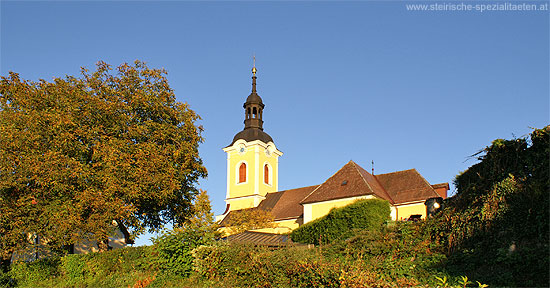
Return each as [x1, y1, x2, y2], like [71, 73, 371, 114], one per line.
[222, 66, 282, 212]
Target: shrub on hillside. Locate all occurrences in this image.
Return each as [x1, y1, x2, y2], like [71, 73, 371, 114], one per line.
[324, 221, 448, 286]
[69, 246, 154, 285]
[193, 242, 340, 287]
[3, 246, 155, 287]
[152, 190, 219, 277]
[290, 199, 391, 245]
[425, 126, 549, 287]
[7, 257, 61, 287]
[192, 223, 455, 288]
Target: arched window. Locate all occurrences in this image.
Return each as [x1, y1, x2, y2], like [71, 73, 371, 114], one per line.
[264, 164, 270, 184]
[239, 163, 246, 183]
[253, 107, 257, 118]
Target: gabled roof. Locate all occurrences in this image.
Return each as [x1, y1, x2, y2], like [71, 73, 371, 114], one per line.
[258, 185, 319, 220]
[376, 169, 440, 204]
[299, 161, 442, 205]
[300, 161, 391, 204]
[219, 185, 318, 227]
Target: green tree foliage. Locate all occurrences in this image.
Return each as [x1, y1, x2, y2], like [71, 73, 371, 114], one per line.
[153, 190, 219, 278]
[222, 208, 276, 236]
[426, 126, 549, 286]
[0, 61, 207, 266]
[291, 199, 391, 245]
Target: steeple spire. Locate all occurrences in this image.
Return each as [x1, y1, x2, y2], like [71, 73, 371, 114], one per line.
[227, 60, 275, 146]
[243, 60, 264, 130]
[251, 55, 257, 93]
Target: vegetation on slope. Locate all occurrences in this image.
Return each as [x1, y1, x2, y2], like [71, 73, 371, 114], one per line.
[424, 125, 549, 287]
[1, 126, 547, 287]
[290, 198, 391, 245]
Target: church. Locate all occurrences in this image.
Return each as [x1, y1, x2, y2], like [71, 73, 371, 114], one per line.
[217, 66, 448, 235]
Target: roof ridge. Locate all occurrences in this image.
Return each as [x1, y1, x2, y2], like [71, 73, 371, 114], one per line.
[411, 168, 440, 198]
[266, 184, 320, 196]
[284, 184, 320, 192]
[351, 161, 375, 194]
[353, 162, 394, 204]
[299, 161, 353, 204]
[376, 168, 416, 177]
[372, 174, 395, 204]
[389, 187, 434, 193]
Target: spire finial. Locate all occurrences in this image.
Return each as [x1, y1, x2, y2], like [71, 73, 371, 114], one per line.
[251, 55, 257, 93]
[252, 54, 257, 76]
[372, 160, 375, 175]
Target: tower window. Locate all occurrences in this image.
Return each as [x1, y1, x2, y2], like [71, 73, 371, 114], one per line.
[239, 163, 246, 183]
[264, 164, 270, 185]
[253, 107, 257, 119]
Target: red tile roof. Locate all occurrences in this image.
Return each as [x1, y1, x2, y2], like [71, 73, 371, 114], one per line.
[300, 161, 443, 205]
[376, 169, 440, 204]
[259, 185, 319, 220]
[300, 161, 386, 204]
[219, 185, 318, 227]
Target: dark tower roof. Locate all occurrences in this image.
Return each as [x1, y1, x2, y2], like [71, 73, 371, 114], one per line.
[229, 66, 274, 146]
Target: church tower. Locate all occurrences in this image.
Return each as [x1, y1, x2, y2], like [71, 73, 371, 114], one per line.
[222, 65, 282, 213]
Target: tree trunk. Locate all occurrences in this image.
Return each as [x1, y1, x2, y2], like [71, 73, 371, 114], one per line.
[115, 220, 134, 245]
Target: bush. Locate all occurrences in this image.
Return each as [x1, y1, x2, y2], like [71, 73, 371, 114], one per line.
[325, 221, 448, 285]
[193, 242, 340, 287]
[153, 227, 209, 277]
[7, 257, 61, 287]
[1, 246, 163, 288]
[57, 245, 155, 287]
[60, 254, 85, 284]
[152, 189, 220, 278]
[192, 223, 453, 288]
[291, 199, 391, 245]
[426, 126, 549, 287]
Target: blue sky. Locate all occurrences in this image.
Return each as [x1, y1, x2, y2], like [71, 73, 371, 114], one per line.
[2, 1, 548, 246]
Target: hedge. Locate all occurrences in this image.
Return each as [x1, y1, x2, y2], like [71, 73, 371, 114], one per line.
[290, 198, 391, 245]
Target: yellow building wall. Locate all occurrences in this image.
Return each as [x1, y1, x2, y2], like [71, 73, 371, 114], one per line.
[225, 140, 281, 212]
[303, 195, 375, 224]
[395, 202, 427, 220]
[253, 218, 302, 234]
[227, 148, 257, 199]
[257, 147, 278, 194]
[225, 197, 259, 211]
[221, 218, 301, 236]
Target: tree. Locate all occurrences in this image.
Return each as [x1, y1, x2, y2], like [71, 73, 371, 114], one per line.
[153, 189, 220, 277]
[0, 61, 207, 268]
[223, 208, 276, 236]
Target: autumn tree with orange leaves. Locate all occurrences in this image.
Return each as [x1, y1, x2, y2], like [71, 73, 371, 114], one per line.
[0, 61, 206, 269]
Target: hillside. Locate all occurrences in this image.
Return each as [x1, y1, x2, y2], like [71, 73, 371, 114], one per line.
[1, 126, 548, 287]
